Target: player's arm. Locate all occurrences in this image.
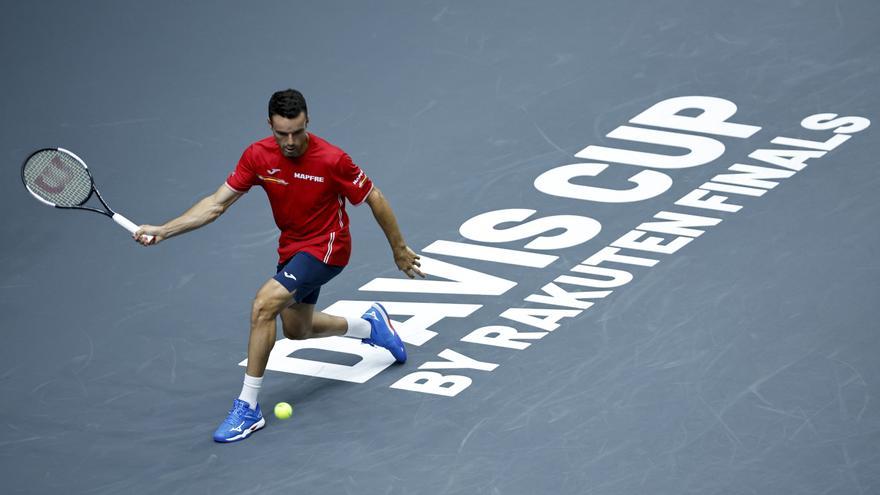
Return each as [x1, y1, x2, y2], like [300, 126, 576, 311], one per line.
[133, 183, 242, 246]
[365, 187, 425, 279]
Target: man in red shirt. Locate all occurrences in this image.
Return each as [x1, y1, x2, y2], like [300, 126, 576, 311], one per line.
[134, 89, 424, 442]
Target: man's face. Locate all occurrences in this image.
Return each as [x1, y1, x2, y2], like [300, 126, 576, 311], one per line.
[269, 113, 309, 158]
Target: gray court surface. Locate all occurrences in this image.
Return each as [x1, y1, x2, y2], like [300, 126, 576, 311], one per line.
[2, 1, 879, 494]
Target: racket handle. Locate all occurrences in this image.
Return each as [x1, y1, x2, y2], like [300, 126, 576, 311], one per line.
[113, 213, 155, 242]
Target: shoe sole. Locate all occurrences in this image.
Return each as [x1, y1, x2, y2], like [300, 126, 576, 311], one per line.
[374, 303, 406, 363]
[214, 417, 266, 443]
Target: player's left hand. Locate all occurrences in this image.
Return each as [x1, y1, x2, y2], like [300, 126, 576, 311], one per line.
[394, 246, 425, 279]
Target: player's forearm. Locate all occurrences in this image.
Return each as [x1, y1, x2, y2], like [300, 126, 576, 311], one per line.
[368, 189, 407, 251]
[161, 196, 225, 238]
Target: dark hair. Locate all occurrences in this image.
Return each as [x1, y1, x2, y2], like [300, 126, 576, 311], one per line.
[268, 89, 308, 119]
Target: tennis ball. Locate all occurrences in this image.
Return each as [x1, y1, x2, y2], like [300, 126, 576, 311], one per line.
[274, 402, 293, 420]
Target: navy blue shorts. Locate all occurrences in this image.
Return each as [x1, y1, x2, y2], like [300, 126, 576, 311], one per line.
[274, 252, 344, 305]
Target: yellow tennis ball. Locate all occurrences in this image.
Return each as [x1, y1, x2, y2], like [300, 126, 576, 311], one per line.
[274, 402, 293, 420]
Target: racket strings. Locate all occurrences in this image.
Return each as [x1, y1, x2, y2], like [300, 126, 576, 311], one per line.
[23, 150, 93, 207]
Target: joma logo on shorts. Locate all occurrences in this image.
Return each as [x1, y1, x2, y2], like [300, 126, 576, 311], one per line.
[294, 172, 325, 183]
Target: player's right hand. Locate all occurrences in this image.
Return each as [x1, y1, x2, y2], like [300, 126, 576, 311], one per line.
[133, 225, 165, 246]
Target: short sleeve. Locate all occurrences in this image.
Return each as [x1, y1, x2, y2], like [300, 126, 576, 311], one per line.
[335, 153, 374, 206]
[226, 146, 259, 193]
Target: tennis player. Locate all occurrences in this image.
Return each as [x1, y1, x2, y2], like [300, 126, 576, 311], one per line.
[133, 89, 424, 442]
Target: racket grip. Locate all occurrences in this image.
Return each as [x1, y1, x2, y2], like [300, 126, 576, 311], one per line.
[113, 213, 155, 242]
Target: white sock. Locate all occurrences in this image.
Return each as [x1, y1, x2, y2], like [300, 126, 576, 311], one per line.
[343, 314, 372, 339]
[238, 374, 263, 410]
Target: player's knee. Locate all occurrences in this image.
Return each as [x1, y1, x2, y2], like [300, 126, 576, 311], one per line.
[282, 307, 313, 340]
[281, 326, 300, 340]
[251, 282, 290, 322]
[282, 322, 310, 340]
[251, 295, 282, 322]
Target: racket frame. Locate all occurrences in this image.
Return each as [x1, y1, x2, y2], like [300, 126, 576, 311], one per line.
[21, 147, 152, 241]
[20, 147, 117, 216]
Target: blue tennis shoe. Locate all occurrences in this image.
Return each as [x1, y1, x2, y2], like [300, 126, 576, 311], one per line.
[213, 399, 265, 443]
[361, 303, 407, 363]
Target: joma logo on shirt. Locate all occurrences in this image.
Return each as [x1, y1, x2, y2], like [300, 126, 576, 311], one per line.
[294, 172, 325, 183]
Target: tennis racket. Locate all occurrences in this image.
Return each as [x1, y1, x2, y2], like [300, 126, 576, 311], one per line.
[21, 147, 154, 242]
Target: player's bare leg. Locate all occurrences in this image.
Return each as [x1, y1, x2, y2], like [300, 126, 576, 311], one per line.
[279, 301, 403, 360]
[213, 278, 291, 442]
[280, 304, 347, 340]
[215, 278, 405, 442]
[245, 278, 295, 377]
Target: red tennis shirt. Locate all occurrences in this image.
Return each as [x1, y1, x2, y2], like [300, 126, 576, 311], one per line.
[225, 133, 373, 266]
